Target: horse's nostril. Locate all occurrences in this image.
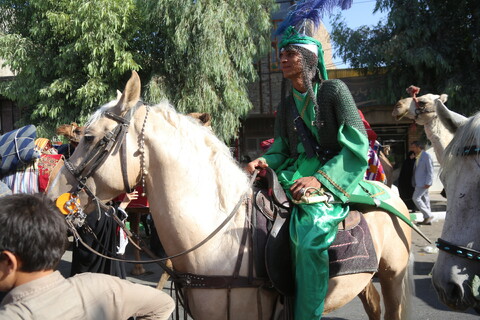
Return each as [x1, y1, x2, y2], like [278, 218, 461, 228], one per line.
[446, 281, 464, 305]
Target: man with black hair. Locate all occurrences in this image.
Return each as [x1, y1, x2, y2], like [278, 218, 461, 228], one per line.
[246, 22, 369, 320]
[0, 193, 174, 319]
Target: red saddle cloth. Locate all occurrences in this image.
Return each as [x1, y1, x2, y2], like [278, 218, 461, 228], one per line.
[38, 154, 63, 192]
[114, 186, 149, 208]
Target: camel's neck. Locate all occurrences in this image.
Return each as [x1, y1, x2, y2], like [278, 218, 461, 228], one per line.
[423, 116, 454, 164]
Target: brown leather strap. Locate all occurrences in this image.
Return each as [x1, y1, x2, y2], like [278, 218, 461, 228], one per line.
[176, 272, 271, 289]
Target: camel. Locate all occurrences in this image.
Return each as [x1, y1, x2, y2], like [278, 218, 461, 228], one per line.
[392, 86, 455, 164]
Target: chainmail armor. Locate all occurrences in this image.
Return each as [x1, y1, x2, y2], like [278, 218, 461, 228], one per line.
[275, 79, 367, 158]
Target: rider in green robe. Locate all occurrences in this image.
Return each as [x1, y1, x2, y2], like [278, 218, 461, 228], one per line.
[246, 25, 368, 319]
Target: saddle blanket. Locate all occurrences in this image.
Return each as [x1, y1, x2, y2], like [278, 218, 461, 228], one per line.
[328, 213, 378, 277]
[254, 203, 378, 295]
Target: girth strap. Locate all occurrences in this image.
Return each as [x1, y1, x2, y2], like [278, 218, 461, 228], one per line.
[176, 273, 271, 289]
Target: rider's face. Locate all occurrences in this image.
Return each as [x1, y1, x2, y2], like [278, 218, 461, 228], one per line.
[280, 50, 303, 81]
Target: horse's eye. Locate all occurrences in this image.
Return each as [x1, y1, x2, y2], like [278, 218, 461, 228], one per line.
[84, 135, 95, 143]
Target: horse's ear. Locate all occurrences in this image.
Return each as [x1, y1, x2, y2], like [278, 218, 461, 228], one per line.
[187, 112, 212, 127]
[116, 71, 141, 114]
[198, 113, 212, 127]
[439, 94, 448, 103]
[435, 99, 468, 133]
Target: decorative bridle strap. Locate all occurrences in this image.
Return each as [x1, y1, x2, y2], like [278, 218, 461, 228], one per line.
[64, 107, 138, 195]
[459, 145, 480, 156]
[436, 238, 480, 262]
[104, 111, 133, 193]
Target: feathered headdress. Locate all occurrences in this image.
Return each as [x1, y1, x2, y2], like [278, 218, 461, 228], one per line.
[276, 0, 353, 80]
[277, 0, 353, 35]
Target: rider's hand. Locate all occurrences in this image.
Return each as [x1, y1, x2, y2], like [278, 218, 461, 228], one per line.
[290, 176, 322, 201]
[245, 158, 268, 174]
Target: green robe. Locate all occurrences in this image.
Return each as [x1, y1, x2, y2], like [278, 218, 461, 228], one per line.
[260, 80, 369, 320]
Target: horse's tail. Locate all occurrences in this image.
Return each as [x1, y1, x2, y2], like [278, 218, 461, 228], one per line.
[400, 251, 415, 320]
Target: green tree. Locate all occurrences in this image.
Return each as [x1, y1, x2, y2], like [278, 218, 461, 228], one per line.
[0, 0, 140, 137]
[0, 0, 276, 141]
[330, 0, 480, 116]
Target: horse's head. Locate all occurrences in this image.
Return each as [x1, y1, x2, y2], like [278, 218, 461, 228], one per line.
[48, 71, 146, 210]
[432, 109, 480, 313]
[392, 92, 448, 125]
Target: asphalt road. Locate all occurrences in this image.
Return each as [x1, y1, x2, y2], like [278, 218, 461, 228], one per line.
[325, 192, 479, 320]
[55, 192, 479, 319]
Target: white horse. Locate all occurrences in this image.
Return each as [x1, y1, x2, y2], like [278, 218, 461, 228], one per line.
[48, 71, 412, 320]
[431, 103, 480, 314]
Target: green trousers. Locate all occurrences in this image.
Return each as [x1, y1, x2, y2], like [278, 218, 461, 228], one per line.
[290, 202, 349, 320]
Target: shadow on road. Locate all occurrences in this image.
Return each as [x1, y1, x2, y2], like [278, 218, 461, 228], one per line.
[414, 260, 434, 275]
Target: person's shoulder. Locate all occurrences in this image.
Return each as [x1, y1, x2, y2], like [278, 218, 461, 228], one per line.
[320, 79, 350, 95]
[422, 151, 433, 159]
[70, 272, 123, 284]
[322, 79, 347, 88]
[69, 272, 133, 294]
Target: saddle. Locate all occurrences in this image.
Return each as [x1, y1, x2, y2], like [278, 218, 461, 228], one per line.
[253, 168, 292, 295]
[253, 168, 369, 297]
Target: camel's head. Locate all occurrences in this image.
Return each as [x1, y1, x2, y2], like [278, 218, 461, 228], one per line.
[56, 122, 85, 144]
[392, 93, 448, 125]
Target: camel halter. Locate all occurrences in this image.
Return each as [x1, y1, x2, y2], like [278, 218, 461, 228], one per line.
[405, 85, 436, 120]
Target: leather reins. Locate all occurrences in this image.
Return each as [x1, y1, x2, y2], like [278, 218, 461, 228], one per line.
[59, 102, 265, 294]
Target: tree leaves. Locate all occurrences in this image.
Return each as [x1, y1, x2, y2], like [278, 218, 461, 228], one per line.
[330, 0, 480, 116]
[0, 0, 276, 141]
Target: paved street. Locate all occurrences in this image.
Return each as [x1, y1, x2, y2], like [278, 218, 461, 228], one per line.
[56, 192, 479, 319]
[325, 192, 479, 319]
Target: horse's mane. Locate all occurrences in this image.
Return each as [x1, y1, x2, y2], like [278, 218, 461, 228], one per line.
[441, 111, 480, 174]
[86, 99, 250, 212]
[85, 99, 120, 127]
[150, 102, 250, 208]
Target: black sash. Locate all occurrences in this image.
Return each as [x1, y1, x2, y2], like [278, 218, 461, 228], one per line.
[291, 101, 337, 161]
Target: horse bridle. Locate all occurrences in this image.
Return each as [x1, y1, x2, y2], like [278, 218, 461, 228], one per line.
[63, 104, 141, 199]
[436, 145, 480, 262]
[60, 103, 260, 266]
[436, 238, 480, 262]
